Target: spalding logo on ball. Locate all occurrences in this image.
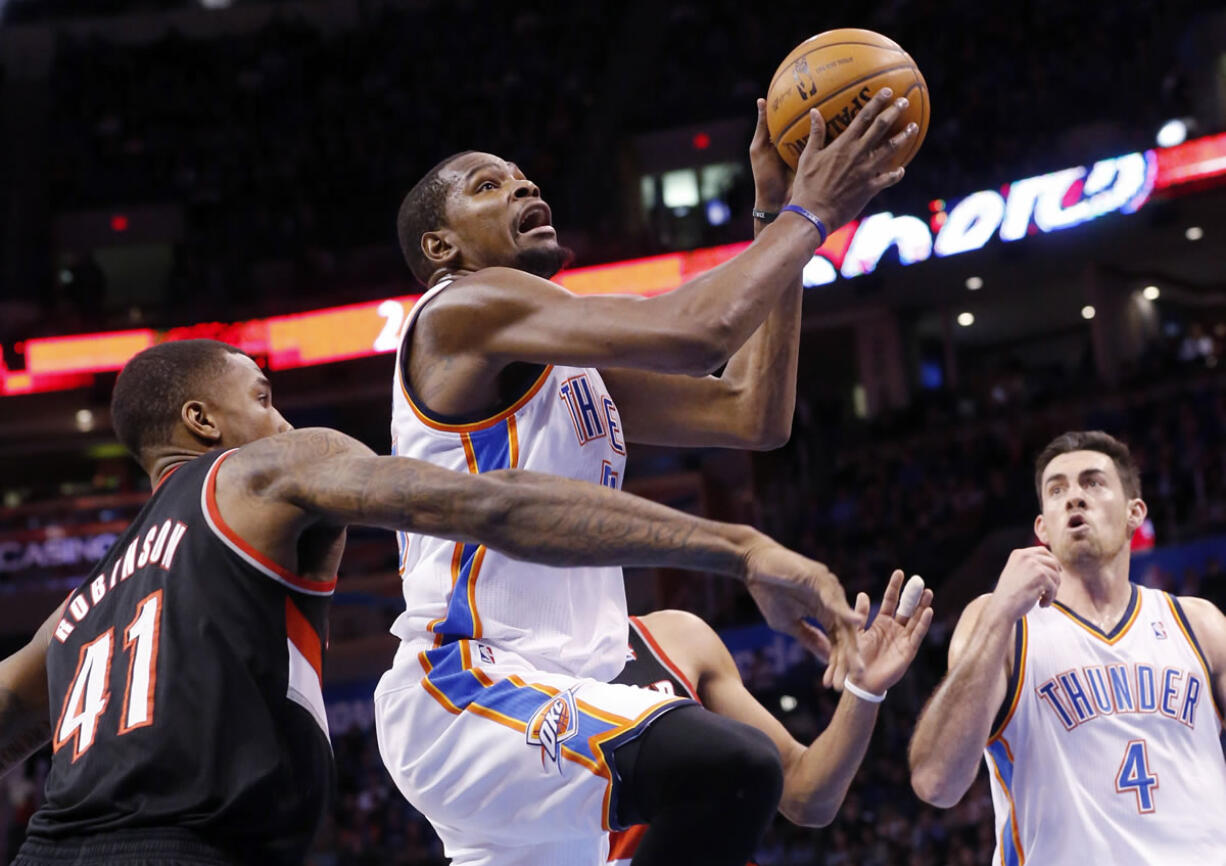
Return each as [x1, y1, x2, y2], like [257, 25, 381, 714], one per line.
[766, 28, 929, 171]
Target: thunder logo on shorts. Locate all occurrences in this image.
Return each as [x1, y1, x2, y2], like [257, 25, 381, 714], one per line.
[526, 689, 580, 771]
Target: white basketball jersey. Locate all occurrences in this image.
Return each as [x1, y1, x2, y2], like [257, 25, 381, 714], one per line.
[389, 279, 630, 681]
[986, 584, 1226, 864]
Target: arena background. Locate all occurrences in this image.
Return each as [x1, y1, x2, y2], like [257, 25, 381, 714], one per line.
[2, 0, 1226, 862]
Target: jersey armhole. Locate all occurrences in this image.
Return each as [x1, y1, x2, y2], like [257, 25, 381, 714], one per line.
[989, 617, 1027, 742]
[1166, 593, 1223, 724]
[397, 285, 550, 428]
[629, 616, 700, 701]
[200, 451, 337, 597]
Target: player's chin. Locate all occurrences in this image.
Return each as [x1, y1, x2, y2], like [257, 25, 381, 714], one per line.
[513, 238, 574, 279]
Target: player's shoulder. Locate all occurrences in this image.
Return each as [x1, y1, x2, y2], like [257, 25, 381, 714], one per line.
[636, 610, 732, 675]
[1169, 594, 1226, 675]
[637, 609, 719, 643]
[221, 428, 372, 491]
[954, 594, 995, 631]
[416, 268, 569, 348]
[431, 267, 565, 305]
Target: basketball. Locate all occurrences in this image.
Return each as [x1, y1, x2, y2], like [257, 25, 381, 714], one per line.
[766, 28, 929, 172]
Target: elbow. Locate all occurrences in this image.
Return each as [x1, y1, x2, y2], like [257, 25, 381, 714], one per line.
[910, 766, 964, 809]
[744, 421, 791, 452]
[780, 797, 837, 829]
[671, 328, 731, 376]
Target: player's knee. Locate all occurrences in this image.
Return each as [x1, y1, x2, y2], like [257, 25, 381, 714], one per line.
[718, 723, 783, 813]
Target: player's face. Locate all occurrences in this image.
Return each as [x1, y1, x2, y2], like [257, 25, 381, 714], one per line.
[1036, 450, 1144, 566]
[206, 354, 292, 447]
[438, 152, 572, 278]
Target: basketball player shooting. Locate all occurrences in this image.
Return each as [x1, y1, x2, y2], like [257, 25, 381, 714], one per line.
[0, 340, 879, 866]
[378, 90, 917, 866]
[606, 570, 934, 865]
[909, 431, 1226, 862]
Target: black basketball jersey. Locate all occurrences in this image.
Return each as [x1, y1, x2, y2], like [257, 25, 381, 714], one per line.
[27, 449, 335, 865]
[613, 616, 699, 702]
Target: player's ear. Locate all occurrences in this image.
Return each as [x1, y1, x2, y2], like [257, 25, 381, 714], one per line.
[181, 399, 222, 446]
[1126, 497, 1148, 535]
[422, 230, 460, 270]
[1034, 512, 1049, 546]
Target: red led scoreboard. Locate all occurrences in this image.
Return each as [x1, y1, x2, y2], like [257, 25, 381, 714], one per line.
[3, 132, 1225, 398]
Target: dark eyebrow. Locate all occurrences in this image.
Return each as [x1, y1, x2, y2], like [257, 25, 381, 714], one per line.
[1043, 473, 1068, 487]
[463, 162, 506, 183]
[255, 376, 271, 391]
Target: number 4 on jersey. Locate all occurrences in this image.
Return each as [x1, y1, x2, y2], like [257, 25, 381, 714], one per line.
[54, 590, 163, 761]
[1115, 739, 1159, 813]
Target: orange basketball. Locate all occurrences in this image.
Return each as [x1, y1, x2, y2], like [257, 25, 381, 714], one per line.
[766, 28, 929, 171]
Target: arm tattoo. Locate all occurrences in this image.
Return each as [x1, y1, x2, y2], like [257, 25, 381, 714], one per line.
[257, 428, 753, 577]
[0, 687, 50, 777]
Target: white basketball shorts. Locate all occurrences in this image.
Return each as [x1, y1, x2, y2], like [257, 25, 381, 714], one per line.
[374, 638, 692, 866]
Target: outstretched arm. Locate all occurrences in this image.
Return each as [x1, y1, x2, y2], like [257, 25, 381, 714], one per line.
[421, 91, 914, 380]
[0, 602, 65, 776]
[599, 99, 803, 450]
[218, 428, 862, 661]
[909, 547, 1061, 807]
[655, 572, 932, 827]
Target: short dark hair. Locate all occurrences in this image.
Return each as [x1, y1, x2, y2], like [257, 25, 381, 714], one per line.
[397, 151, 473, 285]
[111, 339, 246, 461]
[1034, 430, 1141, 501]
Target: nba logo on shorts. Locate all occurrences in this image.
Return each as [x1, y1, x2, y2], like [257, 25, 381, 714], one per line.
[526, 689, 579, 773]
[477, 643, 496, 665]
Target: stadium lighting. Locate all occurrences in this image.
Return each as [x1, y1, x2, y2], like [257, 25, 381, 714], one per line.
[1157, 119, 1188, 148]
[1143, 285, 1161, 301]
[957, 312, 974, 327]
[1082, 305, 1096, 320]
[779, 695, 798, 712]
[74, 409, 94, 432]
[1186, 226, 1204, 241]
[965, 276, 983, 290]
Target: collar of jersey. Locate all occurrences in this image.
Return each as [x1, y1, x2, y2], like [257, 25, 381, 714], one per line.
[1050, 583, 1140, 644]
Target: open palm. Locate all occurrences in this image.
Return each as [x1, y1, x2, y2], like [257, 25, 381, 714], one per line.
[851, 570, 934, 695]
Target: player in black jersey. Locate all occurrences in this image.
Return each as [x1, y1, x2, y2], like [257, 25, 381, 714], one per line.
[607, 571, 933, 865]
[0, 339, 861, 866]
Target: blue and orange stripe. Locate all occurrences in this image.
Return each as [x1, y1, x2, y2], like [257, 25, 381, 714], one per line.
[985, 737, 1025, 865]
[416, 642, 689, 830]
[428, 417, 521, 645]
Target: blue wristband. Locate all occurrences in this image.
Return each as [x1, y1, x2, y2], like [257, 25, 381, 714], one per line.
[780, 204, 829, 246]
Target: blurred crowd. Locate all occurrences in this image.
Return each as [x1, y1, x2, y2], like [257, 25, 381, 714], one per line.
[4, 0, 1203, 334]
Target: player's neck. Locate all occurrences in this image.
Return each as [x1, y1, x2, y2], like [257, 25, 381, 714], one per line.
[1056, 548, 1133, 627]
[145, 445, 210, 489]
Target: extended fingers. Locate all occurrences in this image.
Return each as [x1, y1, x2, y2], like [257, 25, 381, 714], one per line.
[796, 620, 832, 662]
[879, 569, 905, 619]
[904, 589, 935, 635]
[751, 98, 770, 145]
[908, 606, 935, 650]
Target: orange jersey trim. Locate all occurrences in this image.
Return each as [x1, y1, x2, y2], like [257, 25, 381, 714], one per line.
[1164, 594, 1224, 726]
[989, 618, 1028, 743]
[1051, 589, 1140, 646]
[987, 737, 1026, 865]
[399, 364, 554, 433]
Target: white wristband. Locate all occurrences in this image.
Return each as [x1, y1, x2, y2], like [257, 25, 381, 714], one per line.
[843, 677, 887, 703]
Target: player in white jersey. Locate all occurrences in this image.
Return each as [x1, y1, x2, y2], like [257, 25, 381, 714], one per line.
[909, 431, 1226, 863]
[378, 91, 920, 866]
